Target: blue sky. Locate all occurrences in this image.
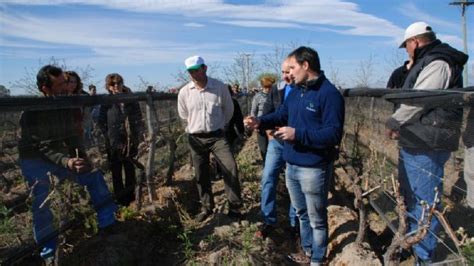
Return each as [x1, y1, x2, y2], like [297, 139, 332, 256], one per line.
[0, 0, 472, 95]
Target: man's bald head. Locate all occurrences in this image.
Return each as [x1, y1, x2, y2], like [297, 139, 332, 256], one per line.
[281, 58, 292, 84]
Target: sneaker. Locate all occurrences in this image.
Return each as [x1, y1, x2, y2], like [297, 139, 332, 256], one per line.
[195, 210, 212, 222]
[414, 253, 431, 266]
[287, 252, 311, 264]
[255, 224, 276, 239]
[415, 258, 432, 266]
[227, 210, 244, 220]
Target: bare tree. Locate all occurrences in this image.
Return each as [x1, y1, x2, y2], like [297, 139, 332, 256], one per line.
[137, 75, 161, 92]
[352, 55, 377, 89]
[173, 69, 190, 84]
[326, 57, 346, 89]
[10, 57, 95, 95]
[261, 42, 302, 81]
[261, 44, 288, 80]
[222, 52, 260, 91]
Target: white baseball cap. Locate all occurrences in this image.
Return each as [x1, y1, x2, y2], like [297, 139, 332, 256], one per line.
[185, 55, 205, 70]
[399, 21, 433, 48]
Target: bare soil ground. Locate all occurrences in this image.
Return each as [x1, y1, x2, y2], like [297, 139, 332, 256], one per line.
[1, 132, 473, 265]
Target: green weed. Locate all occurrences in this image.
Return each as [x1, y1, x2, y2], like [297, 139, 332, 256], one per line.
[462, 241, 474, 265]
[178, 229, 194, 260]
[119, 206, 140, 220]
[0, 204, 14, 234]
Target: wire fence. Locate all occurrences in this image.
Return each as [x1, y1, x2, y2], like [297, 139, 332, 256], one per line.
[0, 88, 473, 264]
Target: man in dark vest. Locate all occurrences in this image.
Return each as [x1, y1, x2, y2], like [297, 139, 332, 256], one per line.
[385, 21, 468, 264]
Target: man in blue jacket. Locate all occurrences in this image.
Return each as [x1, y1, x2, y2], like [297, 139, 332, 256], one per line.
[245, 46, 345, 265]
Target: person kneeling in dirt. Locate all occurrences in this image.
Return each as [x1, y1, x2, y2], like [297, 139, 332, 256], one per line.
[18, 65, 118, 264]
[178, 55, 243, 222]
[98, 73, 145, 206]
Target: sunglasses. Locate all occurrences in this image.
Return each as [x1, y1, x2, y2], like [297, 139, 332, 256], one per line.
[109, 81, 122, 86]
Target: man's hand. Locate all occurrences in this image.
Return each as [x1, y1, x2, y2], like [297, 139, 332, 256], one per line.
[385, 128, 400, 140]
[67, 158, 92, 173]
[273, 126, 296, 142]
[244, 116, 260, 130]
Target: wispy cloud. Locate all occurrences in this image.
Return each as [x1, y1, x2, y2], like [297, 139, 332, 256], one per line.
[184, 22, 205, 28]
[0, 0, 411, 67]
[218, 20, 303, 29]
[234, 39, 274, 47]
[2, 0, 403, 38]
[398, 3, 459, 31]
[0, 10, 153, 48]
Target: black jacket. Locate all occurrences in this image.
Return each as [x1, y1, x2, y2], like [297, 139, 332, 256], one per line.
[19, 109, 86, 167]
[387, 61, 411, 89]
[395, 40, 468, 151]
[226, 98, 245, 144]
[98, 101, 144, 158]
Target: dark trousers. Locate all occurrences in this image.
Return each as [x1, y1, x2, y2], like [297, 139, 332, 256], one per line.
[110, 151, 136, 206]
[188, 133, 242, 212]
[257, 130, 268, 163]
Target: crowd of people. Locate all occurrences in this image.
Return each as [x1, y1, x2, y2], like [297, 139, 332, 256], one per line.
[17, 21, 472, 265]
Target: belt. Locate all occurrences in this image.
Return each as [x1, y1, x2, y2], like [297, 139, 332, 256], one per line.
[190, 129, 223, 138]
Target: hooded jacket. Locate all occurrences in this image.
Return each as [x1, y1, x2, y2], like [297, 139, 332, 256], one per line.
[386, 40, 468, 151]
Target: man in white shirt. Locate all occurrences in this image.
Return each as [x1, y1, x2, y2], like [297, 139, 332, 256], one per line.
[178, 55, 243, 222]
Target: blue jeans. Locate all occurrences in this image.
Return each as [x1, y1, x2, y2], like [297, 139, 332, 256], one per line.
[261, 139, 297, 226]
[20, 159, 118, 258]
[398, 148, 450, 261]
[286, 162, 332, 263]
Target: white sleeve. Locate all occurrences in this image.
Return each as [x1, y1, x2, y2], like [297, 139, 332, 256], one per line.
[391, 60, 451, 125]
[177, 86, 188, 120]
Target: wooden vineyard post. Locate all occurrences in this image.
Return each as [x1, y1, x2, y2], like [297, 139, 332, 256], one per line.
[144, 93, 158, 203]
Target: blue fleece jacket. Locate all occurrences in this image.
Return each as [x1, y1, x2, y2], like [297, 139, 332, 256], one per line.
[258, 74, 345, 167]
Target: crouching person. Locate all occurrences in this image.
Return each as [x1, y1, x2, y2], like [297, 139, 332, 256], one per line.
[18, 65, 118, 263]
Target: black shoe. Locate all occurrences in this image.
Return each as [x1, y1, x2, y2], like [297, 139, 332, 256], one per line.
[255, 224, 276, 239]
[98, 221, 122, 237]
[289, 226, 300, 240]
[227, 210, 244, 220]
[195, 210, 212, 222]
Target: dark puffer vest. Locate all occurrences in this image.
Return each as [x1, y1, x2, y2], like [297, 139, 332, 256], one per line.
[399, 40, 468, 151]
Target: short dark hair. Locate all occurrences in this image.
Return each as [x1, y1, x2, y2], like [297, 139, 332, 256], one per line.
[416, 31, 437, 43]
[288, 46, 321, 73]
[36, 65, 63, 92]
